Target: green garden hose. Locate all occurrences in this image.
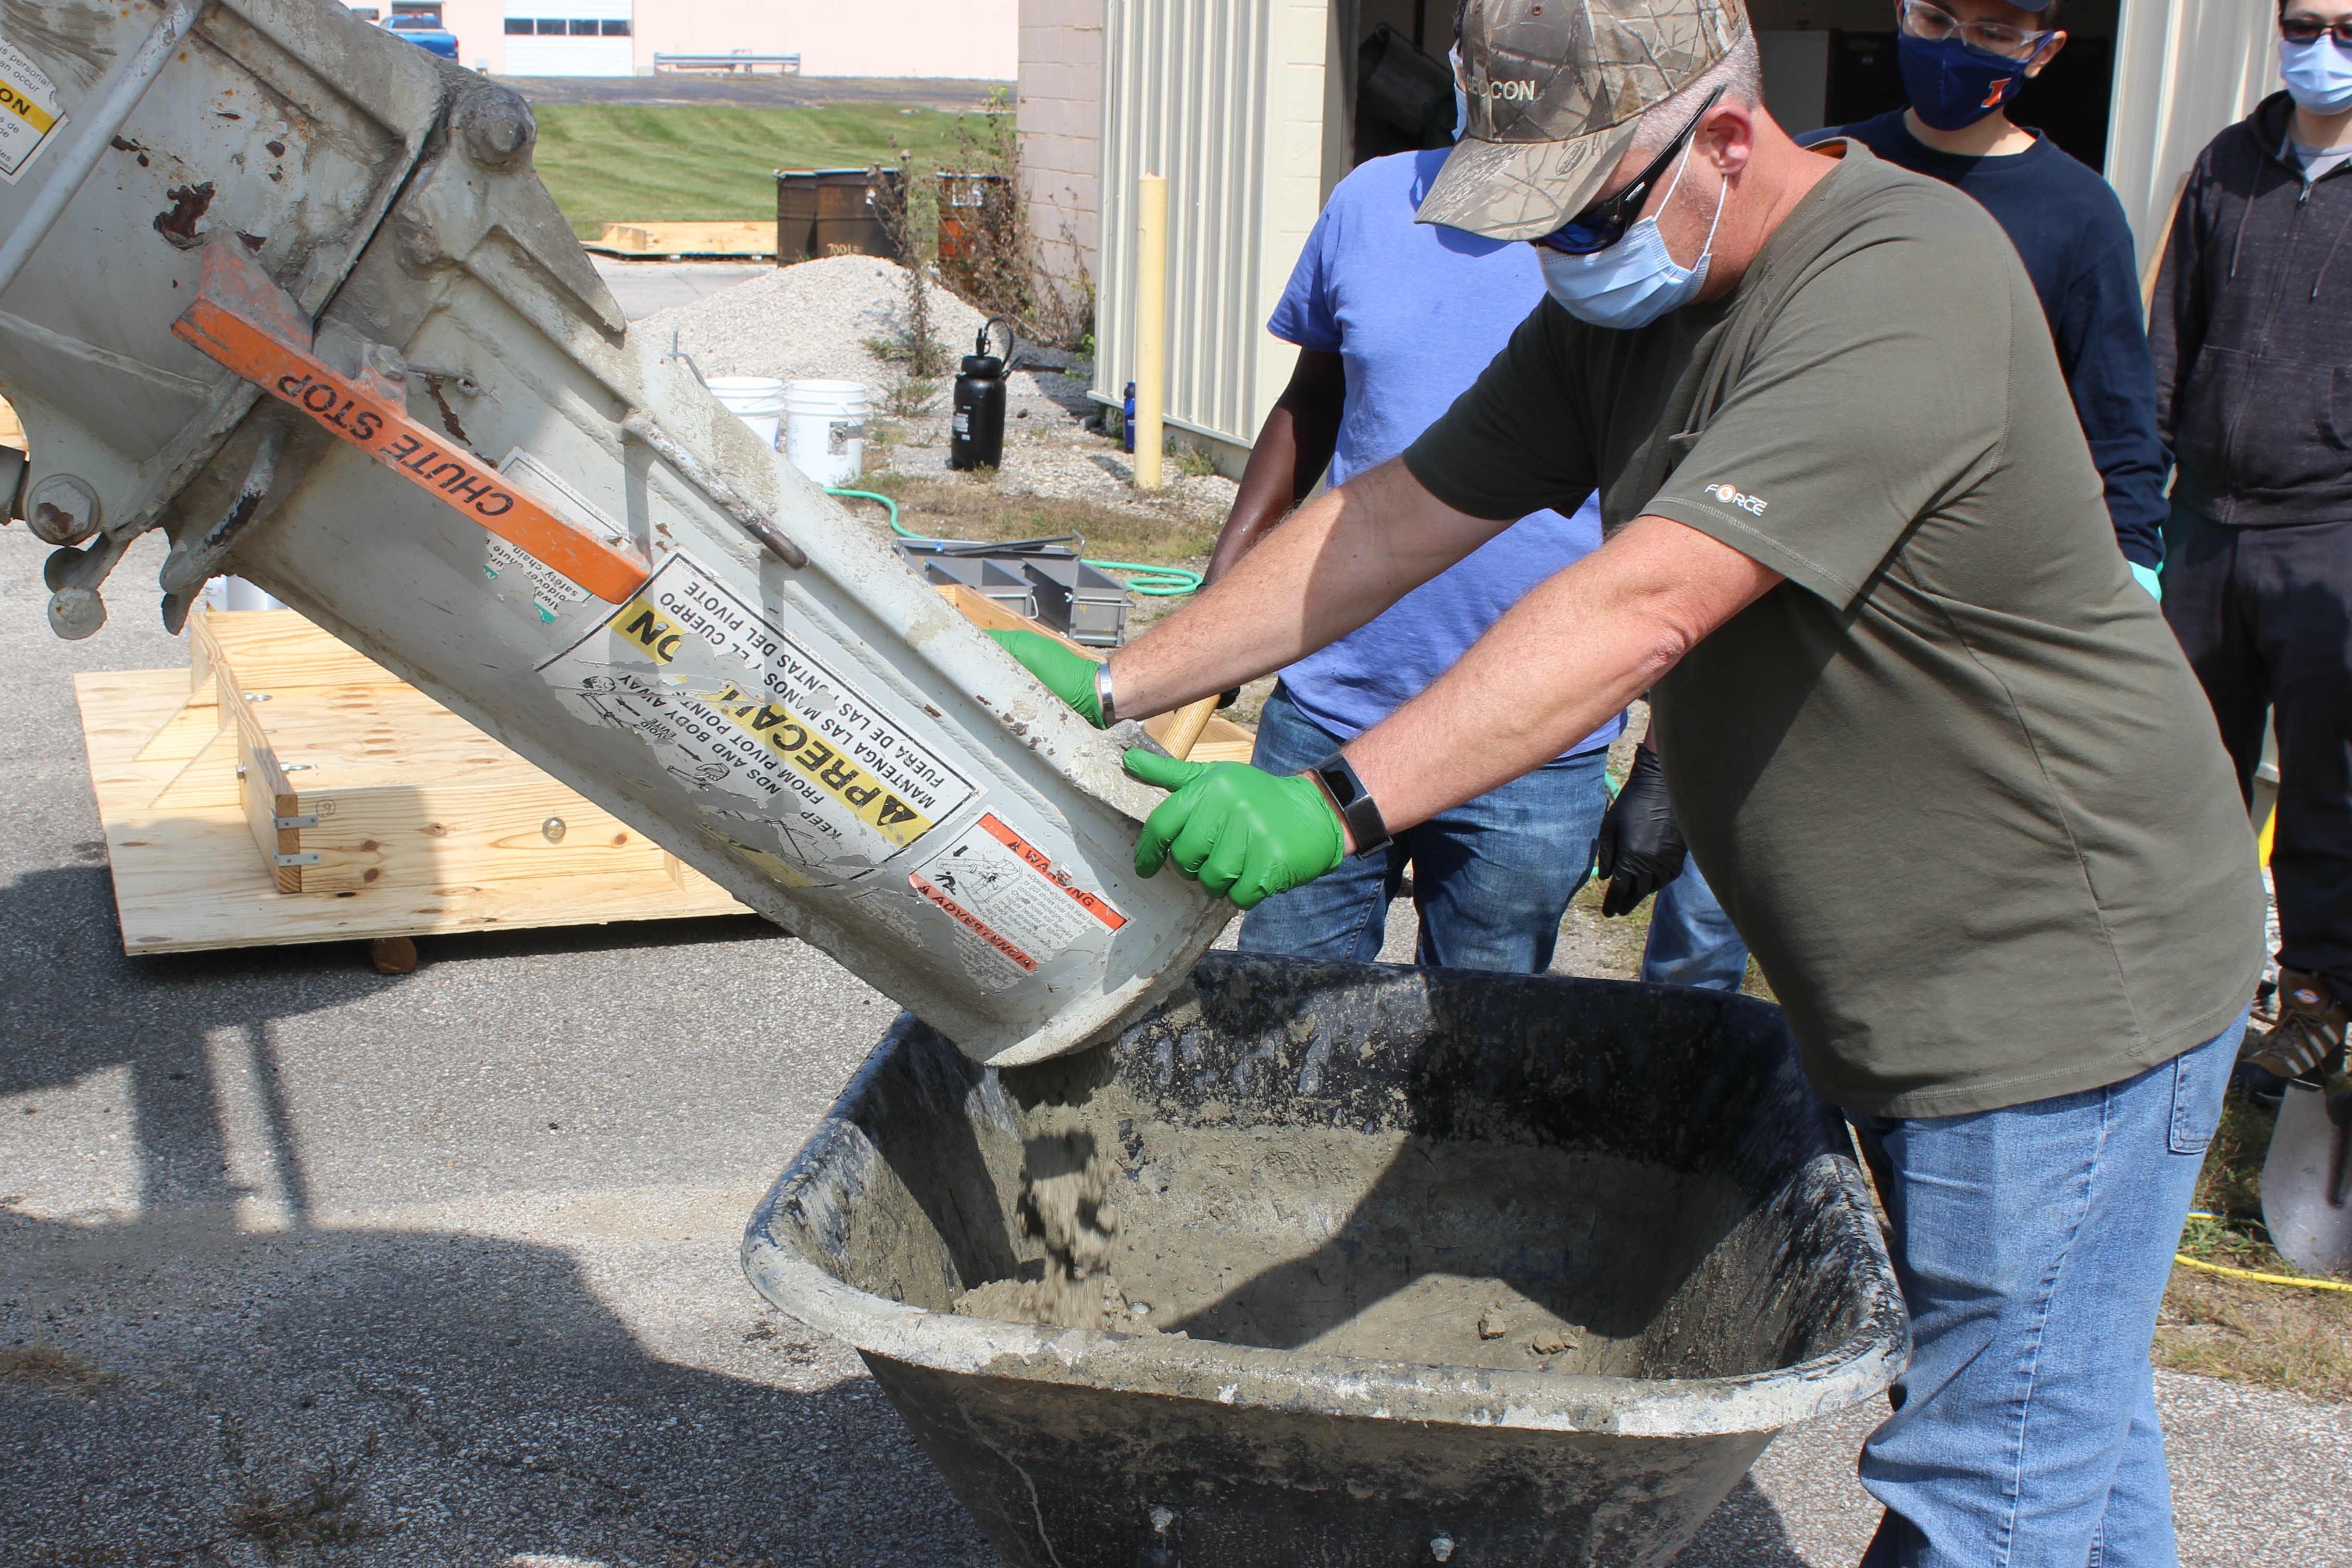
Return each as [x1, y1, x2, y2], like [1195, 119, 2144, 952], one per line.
[1079, 559, 1204, 597]
[828, 488, 1204, 598]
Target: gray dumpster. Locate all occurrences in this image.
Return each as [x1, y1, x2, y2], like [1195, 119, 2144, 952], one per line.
[742, 955, 1908, 1566]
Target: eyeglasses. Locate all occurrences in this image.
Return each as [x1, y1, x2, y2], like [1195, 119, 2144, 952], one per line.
[2281, 14, 2352, 44]
[1895, 0, 2056, 61]
[1532, 86, 1725, 256]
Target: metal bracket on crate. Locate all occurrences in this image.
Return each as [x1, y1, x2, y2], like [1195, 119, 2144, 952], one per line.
[168, 237, 653, 605]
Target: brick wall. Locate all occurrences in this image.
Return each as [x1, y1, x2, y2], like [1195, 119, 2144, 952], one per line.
[1016, 0, 1104, 301]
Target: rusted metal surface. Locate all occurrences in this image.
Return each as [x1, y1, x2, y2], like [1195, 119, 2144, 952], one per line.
[0, 0, 198, 296]
[0, 0, 447, 566]
[151, 178, 215, 248]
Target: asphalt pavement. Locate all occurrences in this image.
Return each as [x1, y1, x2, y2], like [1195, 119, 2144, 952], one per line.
[4, 524, 2348, 1565]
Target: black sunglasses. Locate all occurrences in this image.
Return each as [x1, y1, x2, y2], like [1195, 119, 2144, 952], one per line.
[2281, 14, 2352, 43]
[1533, 86, 1727, 256]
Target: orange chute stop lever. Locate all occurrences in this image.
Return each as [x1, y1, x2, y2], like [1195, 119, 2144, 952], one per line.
[170, 238, 650, 605]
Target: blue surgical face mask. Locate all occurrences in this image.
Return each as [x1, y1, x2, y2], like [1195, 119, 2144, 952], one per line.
[1537, 142, 1725, 331]
[1897, 32, 2032, 131]
[2282, 35, 2352, 115]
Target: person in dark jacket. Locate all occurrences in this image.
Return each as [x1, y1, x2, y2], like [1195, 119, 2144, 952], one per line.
[2151, 1, 2352, 1083]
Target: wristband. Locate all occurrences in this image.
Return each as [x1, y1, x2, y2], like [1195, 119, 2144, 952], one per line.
[1094, 662, 1118, 727]
[1309, 750, 1392, 859]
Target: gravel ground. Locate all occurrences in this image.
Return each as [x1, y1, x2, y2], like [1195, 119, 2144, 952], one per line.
[633, 256, 1240, 525]
[5, 524, 2345, 1566]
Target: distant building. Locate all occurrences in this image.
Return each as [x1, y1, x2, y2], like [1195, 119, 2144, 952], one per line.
[1021, 0, 2284, 475]
[399, 0, 1016, 79]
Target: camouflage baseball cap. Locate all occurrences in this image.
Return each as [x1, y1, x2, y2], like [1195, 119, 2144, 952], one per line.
[1419, 0, 1747, 241]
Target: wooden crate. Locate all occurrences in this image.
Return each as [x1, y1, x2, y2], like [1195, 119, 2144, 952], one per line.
[77, 612, 750, 955]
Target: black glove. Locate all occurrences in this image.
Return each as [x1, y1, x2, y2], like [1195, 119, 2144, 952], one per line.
[1591, 746, 1688, 918]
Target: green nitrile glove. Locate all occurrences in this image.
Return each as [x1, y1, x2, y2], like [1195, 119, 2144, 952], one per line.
[2130, 561, 2163, 603]
[1123, 750, 1347, 910]
[986, 628, 1104, 728]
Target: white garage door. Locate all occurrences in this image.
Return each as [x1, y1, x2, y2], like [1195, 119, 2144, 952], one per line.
[503, 0, 632, 76]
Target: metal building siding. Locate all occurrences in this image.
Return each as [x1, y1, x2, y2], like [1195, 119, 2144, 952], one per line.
[2106, 0, 2279, 266]
[1096, 0, 1331, 450]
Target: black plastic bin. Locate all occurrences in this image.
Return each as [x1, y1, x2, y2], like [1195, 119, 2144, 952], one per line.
[743, 954, 1908, 1567]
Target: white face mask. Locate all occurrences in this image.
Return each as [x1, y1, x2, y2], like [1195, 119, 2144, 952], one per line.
[2282, 33, 2352, 116]
[1537, 141, 1726, 331]
[1450, 45, 1469, 140]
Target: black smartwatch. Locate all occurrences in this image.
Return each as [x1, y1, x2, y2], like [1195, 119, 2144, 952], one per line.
[1309, 751, 1392, 859]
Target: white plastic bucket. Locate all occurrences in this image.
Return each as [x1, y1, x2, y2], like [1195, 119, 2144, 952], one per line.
[200, 577, 285, 613]
[783, 379, 869, 487]
[707, 376, 788, 451]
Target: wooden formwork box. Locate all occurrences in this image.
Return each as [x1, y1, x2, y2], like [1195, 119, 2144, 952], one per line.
[76, 611, 752, 956]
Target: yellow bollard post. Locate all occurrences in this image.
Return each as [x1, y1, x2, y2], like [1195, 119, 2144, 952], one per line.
[1134, 171, 1167, 490]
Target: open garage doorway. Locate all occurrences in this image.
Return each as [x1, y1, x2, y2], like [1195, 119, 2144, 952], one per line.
[1751, 0, 2121, 171]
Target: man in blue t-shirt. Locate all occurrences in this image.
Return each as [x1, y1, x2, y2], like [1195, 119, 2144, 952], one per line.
[1631, 0, 2172, 992]
[1206, 120, 1619, 973]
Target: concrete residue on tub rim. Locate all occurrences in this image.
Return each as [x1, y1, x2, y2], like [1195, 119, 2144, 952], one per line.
[743, 957, 1909, 1439]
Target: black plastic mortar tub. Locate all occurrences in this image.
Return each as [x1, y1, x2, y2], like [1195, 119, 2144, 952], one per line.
[742, 954, 1908, 1567]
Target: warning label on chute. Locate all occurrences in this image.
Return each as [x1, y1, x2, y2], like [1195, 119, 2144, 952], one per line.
[486, 449, 625, 621]
[903, 812, 1127, 981]
[540, 554, 974, 872]
[0, 41, 61, 185]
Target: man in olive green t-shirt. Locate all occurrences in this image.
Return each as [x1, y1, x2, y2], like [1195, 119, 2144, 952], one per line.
[990, 2, 2262, 1561]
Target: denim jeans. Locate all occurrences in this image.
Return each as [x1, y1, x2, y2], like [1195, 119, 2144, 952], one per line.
[1852, 1015, 2244, 1568]
[1641, 857, 1751, 991]
[1236, 685, 1610, 973]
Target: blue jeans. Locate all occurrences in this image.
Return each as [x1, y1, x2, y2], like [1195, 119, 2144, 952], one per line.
[1641, 857, 1751, 990]
[1852, 1015, 2245, 1568]
[1236, 685, 1609, 973]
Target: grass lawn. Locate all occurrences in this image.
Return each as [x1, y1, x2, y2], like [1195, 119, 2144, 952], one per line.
[2156, 1076, 2352, 1401]
[853, 470, 1222, 570]
[530, 104, 973, 238]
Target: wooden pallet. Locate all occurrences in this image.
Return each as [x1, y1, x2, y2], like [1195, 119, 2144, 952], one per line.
[581, 221, 776, 259]
[77, 612, 751, 955]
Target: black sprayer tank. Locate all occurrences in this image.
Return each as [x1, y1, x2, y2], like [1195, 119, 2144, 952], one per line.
[951, 318, 1012, 472]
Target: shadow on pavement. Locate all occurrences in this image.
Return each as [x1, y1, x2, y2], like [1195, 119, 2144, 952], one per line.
[2, 866, 984, 1565]
[1, 1209, 989, 1566]
[1673, 1476, 1818, 1566]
